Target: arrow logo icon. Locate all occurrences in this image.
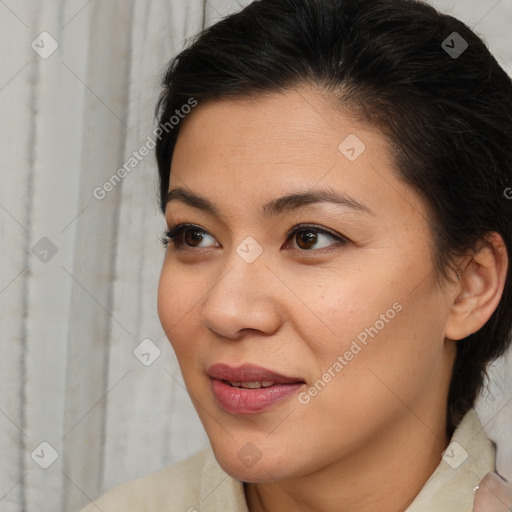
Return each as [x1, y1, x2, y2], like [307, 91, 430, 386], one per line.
[236, 236, 263, 263]
[339, 134, 365, 161]
[31, 31, 59, 59]
[237, 442, 262, 468]
[31, 441, 58, 469]
[31, 237, 58, 263]
[134, 339, 161, 366]
[442, 32, 468, 59]
[442, 441, 468, 469]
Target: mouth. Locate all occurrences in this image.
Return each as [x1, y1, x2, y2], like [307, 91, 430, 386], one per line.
[206, 363, 306, 414]
[221, 380, 283, 389]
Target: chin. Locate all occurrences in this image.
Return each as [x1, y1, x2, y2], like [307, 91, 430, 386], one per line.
[209, 437, 294, 483]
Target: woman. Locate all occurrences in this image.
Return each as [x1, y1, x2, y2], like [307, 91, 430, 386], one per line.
[79, 0, 512, 510]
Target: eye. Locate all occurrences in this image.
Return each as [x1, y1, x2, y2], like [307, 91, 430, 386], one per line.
[160, 223, 348, 253]
[284, 224, 348, 252]
[160, 224, 218, 250]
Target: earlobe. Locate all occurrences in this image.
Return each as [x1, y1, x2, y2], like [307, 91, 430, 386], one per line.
[445, 232, 508, 341]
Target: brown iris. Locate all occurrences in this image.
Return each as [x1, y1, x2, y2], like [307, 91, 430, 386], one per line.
[295, 230, 317, 250]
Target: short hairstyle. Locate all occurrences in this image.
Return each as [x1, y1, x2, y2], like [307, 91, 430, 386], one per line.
[154, 0, 512, 436]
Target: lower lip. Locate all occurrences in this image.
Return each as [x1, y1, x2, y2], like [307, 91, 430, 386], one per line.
[210, 379, 304, 414]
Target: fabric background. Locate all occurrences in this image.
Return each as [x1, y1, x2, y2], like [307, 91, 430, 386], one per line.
[0, 1, 510, 510]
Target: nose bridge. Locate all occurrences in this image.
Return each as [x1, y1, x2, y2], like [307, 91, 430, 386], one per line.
[200, 243, 281, 339]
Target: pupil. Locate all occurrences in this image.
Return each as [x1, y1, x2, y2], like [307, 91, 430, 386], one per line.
[185, 229, 203, 246]
[298, 230, 316, 249]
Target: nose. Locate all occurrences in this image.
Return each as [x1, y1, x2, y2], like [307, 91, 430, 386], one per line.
[200, 250, 283, 340]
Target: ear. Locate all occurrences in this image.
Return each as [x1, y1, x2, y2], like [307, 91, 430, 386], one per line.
[445, 232, 508, 341]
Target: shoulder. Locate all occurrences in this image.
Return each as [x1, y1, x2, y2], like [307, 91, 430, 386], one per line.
[77, 446, 211, 512]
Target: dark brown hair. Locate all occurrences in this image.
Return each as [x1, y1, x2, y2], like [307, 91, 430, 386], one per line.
[154, 0, 512, 436]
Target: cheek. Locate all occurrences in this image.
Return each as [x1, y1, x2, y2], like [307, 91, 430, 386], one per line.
[157, 265, 211, 391]
[305, 275, 448, 416]
[157, 265, 176, 334]
[297, 254, 443, 386]
[291, 269, 400, 360]
[157, 263, 200, 351]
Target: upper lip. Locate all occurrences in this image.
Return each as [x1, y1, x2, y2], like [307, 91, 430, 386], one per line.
[207, 363, 305, 384]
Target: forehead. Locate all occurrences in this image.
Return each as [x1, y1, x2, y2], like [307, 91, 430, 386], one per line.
[169, 86, 426, 224]
[173, 88, 370, 167]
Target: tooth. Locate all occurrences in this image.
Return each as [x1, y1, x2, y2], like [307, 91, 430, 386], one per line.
[230, 381, 241, 387]
[240, 381, 262, 389]
[261, 381, 275, 387]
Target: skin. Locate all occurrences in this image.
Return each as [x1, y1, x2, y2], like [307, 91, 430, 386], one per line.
[157, 84, 508, 512]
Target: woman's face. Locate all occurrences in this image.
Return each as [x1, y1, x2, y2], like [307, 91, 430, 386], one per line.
[157, 86, 457, 482]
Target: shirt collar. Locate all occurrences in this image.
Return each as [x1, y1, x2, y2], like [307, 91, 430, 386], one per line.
[199, 447, 249, 512]
[405, 408, 495, 511]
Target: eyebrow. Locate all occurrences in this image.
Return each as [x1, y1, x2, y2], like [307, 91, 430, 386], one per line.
[163, 186, 374, 218]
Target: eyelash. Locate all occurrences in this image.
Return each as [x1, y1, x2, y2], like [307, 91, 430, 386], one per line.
[159, 223, 349, 254]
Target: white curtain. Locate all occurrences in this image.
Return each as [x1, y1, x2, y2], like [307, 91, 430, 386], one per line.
[0, 1, 510, 510]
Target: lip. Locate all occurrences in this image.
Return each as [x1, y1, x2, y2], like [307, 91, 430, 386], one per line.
[207, 363, 304, 383]
[207, 363, 305, 415]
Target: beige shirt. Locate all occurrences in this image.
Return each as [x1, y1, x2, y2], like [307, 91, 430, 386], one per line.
[78, 409, 496, 512]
